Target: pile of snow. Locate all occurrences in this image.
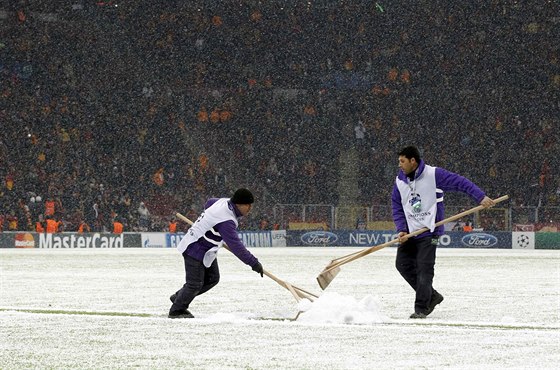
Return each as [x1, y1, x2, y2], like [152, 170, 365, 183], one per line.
[296, 292, 388, 324]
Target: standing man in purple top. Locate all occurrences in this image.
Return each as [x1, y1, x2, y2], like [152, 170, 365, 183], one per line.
[168, 188, 263, 318]
[392, 146, 495, 319]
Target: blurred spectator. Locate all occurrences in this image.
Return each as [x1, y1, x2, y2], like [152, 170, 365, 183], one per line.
[45, 215, 58, 233]
[168, 216, 177, 233]
[112, 217, 124, 234]
[78, 219, 91, 233]
[214, 168, 228, 195]
[356, 219, 366, 231]
[137, 202, 150, 231]
[35, 214, 45, 233]
[6, 210, 18, 231]
[354, 120, 366, 144]
[85, 203, 101, 232]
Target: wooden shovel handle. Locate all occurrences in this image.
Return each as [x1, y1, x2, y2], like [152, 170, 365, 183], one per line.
[176, 212, 316, 301]
[325, 195, 509, 271]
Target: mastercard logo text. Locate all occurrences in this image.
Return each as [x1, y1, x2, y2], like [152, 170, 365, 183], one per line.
[15, 233, 35, 248]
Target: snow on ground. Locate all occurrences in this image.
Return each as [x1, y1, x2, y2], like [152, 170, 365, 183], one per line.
[1, 247, 559, 369]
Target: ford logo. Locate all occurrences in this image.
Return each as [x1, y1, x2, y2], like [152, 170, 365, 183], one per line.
[301, 231, 338, 245]
[461, 233, 498, 248]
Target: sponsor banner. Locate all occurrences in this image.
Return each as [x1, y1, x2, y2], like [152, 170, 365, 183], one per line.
[287, 231, 398, 247]
[139, 231, 282, 249]
[241, 231, 273, 248]
[141, 232, 168, 248]
[348, 232, 399, 246]
[270, 230, 287, 247]
[535, 232, 560, 250]
[0, 232, 538, 249]
[0, 233, 16, 248]
[444, 232, 511, 249]
[15, 233, 36, 248]
[513, 224, 534, 232]
[38, 233, 125, 248]
[167, 233, 186, 249]
[285, 230, 513, 248]
[286, 230, 339, 246]
[286, 231, 402, 247]
[512, 232, 535, 249]
[536, 223, 560, 232]
[0, 233, 140, 248]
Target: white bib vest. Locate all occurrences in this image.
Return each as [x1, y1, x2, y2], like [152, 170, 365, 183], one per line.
[396, 165, 442, 233]
[177, 198, 238, 267]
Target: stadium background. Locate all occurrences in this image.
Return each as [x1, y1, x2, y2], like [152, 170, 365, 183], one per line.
[1, 1, 558, 233]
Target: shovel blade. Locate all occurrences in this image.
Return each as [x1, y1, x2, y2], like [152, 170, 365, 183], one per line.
[316, 265, 341, 290]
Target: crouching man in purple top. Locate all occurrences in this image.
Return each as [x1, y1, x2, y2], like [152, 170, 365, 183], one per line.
[392, 146, 495, 319]
[168, 188, 263, 318]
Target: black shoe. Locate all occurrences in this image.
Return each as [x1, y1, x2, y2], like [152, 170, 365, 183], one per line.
[168, 310, 194, 319]
[169, 294, 177, 303]
[409, 312, 427, 319]
[426, 291, 444, 316]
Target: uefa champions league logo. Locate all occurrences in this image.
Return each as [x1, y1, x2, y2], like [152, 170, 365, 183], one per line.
[516, 234, 530, 248]
[409, 193, 422, 213]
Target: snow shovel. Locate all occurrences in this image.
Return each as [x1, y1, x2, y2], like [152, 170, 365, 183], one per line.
[175, 213, 318, 303]
[316, 195, 509, 290]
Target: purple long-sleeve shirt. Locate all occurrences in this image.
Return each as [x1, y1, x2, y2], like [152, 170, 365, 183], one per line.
[392, 160, 486, 238]
[186, 198, 259, 267]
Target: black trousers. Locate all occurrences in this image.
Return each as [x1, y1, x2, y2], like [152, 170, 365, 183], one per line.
[170, 253, 220, 313]
[395, 236, 438, 313]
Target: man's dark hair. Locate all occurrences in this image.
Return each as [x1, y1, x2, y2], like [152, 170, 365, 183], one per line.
[398, 146, 421, 162]
[231, 188, 254, 204]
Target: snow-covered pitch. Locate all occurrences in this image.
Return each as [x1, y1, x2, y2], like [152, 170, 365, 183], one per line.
[1, 247, 559, 369]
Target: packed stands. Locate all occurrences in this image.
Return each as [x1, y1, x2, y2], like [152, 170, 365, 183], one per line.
[1, 1, 558, 231]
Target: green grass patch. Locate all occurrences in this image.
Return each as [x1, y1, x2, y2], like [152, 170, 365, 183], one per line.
[0, 307, 155, 318]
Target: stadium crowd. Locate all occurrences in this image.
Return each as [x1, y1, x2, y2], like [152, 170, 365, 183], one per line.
[0, 1, 558, 232]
